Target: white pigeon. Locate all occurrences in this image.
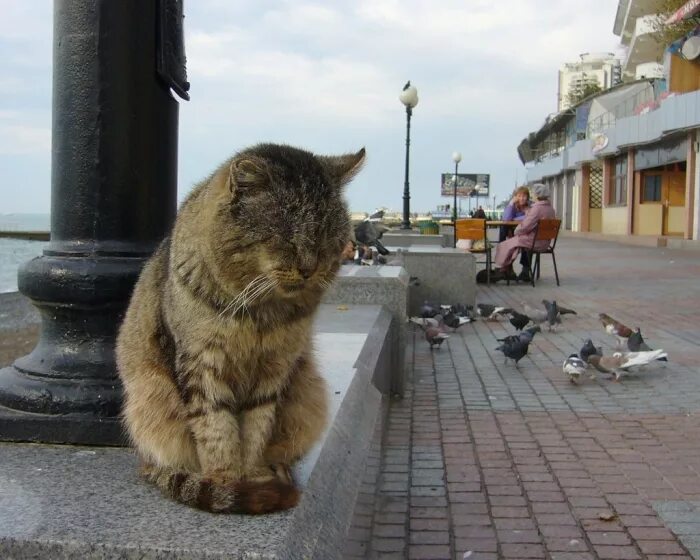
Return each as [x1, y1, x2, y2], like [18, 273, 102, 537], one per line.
[588, 349, 668, 381]
[563, 354, 587, 384]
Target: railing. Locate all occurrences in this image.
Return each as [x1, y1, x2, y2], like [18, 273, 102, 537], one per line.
[586, 82, 657, 136]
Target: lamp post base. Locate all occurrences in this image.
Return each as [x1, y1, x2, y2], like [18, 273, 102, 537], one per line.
[0, 400, 125, 445]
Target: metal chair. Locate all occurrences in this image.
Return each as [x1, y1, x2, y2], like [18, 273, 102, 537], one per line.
[523, 218, 561, 287]
[455, 218, 491, 284]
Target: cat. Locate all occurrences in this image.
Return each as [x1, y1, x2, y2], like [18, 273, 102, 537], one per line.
[116, 143, 365, 514]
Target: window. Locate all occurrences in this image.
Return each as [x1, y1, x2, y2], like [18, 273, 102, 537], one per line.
[642, 175, 662, 203]
[610, 154, 627, 206]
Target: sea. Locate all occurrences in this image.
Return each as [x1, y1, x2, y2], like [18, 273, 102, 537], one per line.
[0, 214, 50, 294]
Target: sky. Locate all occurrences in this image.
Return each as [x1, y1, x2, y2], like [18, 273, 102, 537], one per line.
[0, 0, 623, 215]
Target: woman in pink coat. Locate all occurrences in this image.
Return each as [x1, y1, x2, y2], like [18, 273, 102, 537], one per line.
[494, 183, 556, 280]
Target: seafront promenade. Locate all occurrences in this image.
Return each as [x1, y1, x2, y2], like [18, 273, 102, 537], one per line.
[345, 237, 700, 559]
[3, 236, 700, 558]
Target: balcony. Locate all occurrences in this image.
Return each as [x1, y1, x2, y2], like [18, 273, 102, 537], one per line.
[624, 14, 665, 79]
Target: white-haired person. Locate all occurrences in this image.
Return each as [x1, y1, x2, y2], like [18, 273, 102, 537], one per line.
[493, 183, 556, 281]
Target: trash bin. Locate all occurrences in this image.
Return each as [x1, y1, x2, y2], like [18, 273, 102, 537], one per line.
[418, 220, 439, 235]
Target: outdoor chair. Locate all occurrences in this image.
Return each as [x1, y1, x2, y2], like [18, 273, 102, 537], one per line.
[455, 218, 491, 284]
[523, 218, 561, 287]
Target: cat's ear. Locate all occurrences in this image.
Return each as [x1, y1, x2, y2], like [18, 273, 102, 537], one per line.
[318, 148, 366, 187]
[228, 158, 269, 193]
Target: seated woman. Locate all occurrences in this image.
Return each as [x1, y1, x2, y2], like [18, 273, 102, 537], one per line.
[494, 183, 555, 281]
[500, 186, 530, 240]
[500, 186, 532, 280]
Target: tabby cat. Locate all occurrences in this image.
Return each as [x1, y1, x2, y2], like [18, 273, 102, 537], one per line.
[116, 143, 365, 514]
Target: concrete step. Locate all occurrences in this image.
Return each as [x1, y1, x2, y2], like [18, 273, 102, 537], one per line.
[0, 304, 394, 560]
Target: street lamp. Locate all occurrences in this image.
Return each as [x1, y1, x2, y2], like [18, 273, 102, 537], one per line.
[399, 81, 418, 230]
[451, 151, 462, 247]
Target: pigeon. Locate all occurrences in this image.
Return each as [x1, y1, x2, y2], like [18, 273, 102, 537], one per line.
[563, 354, 587, 384]
[599, 313, 633, 348]
[420, 301, 440, 318]
[410, 314, 443, 329]
[580, 339, 603, 363]
[450, 303, 474, 319]
[476, 303, 513, 320]
[588, 349, 668, 381]
[368, 208, 385, 222]
[519, 325, 541, 342]
[495, 338, 530, 366]
[442, 311, 472, 331]
[558, 305, 577, 316]
[497, 325, 541, 346]
[354, 221, 390, 255]
[542, 299, 563, 330]
[425, 326, 449, 349]
[627, 328, 668, 361]
[508, 310, 531, 331]
[521, 302, 548, 326]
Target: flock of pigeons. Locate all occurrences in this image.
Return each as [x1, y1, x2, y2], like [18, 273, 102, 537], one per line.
[410, 302, 668, 383]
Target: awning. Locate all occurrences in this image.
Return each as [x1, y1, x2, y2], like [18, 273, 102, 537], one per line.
[666, 0, 700, 24]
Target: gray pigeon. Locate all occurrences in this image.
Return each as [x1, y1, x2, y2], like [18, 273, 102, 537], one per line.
[497, 325, 540, 346]
[563, 354, 587, 384]
[580, 339, 603, 363]
[420, 301, 439, 318]
[410, 314, 443, 330]
[542, 299, 562, 330]
[522, 302, 547, 326]
[355, 221, 389, 255]
[442, 311, 472, 331]
[495, 338, 529, 367]
[588, 349, 668, 381]
[628, 328, 668, 361]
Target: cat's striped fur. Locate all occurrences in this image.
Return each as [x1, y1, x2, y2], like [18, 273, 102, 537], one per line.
[116, 144, 365, 514]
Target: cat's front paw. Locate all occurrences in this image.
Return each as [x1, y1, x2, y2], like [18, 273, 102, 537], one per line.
[270, 463, 295, 486]
[243, 464, 277, 482]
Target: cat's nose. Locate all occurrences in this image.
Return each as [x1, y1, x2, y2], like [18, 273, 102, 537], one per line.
[298, 265, 316, 279]
[297, 255, 318, 279]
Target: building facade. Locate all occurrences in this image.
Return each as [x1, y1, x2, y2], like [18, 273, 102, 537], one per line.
[518, 0, 700, 245]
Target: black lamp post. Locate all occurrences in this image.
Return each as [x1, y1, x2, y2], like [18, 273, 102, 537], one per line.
[399, 82, 419, 230]
[0, 0, 187, 445]
[451, 151, 462, 248]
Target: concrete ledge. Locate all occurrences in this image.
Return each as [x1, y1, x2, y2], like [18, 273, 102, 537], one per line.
[394, 247, 476, 315]
[323, 266, 409, 397]
[0, 304, 392, 560]
[381, 231, 449, 247]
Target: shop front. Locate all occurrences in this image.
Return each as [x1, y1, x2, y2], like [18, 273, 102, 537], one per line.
[632, 136, 688, 236]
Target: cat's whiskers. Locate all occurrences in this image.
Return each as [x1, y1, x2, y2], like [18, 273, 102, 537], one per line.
[229, 275, 278, 320]
[218, 274, 268, 319]
[237, 277, 277, 319]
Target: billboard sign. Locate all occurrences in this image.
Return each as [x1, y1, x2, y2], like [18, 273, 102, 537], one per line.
[441, 173, 490, 197]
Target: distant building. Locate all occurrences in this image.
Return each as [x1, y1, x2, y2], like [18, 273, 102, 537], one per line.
[613, 0, 665, 81]
[558, 53, 622, 111]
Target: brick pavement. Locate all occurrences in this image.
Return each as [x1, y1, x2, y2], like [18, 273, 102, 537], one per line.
[343, 237, 700, 560]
